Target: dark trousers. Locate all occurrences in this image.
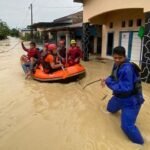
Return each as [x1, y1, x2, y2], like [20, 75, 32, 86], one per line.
[107, 96, 144, 144]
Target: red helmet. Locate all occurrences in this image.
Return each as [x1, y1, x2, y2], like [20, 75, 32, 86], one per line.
[48, 44, 57, 51]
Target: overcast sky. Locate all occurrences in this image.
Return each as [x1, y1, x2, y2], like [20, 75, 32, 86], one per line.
[0, 0, 82, 28]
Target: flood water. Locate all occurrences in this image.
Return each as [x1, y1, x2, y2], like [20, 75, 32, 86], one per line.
[0, 37, 150, 150]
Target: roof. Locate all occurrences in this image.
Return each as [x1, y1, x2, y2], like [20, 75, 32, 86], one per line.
[28, 11, 83, 31]
[54, 11, 83, 24]
[30, 22, 71, 29]
[29, 11, 83, 30]
[44, 23, 82, 31]
[21, 28, 32, 31]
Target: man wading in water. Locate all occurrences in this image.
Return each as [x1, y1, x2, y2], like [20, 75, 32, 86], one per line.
[101, 46, 144, 144]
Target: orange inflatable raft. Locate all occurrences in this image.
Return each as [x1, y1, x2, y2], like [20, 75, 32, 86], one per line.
[33, 64, 85, 82]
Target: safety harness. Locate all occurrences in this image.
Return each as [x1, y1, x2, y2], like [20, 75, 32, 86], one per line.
[40, 52, 58, 74]
[111, 62, 142, 98]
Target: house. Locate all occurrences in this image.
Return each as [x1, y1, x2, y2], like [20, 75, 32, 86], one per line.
[20, 28, 33, 37]
[30, 11, 102, 54]
[30, 12, 83, 48]
[47, 11, 83, 50]
[74, 0, 150, 83]
[30, 22, 71, 43]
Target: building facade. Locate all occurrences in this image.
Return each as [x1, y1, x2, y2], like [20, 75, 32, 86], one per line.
[74, 0, 150, 83]
[30, 11, 102, 55]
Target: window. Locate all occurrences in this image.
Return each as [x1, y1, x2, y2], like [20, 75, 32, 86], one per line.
[128, 20, 133, 27]
[122, 21, 126, 28]
[137, 19, 142, 26]
[109, 22, 113, 28]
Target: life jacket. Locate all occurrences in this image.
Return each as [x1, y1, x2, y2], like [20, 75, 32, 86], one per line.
[111, 62, 142, 98]
[40, 52, 59, 74]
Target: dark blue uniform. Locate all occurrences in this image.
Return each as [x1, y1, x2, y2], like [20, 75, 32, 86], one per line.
[105, 59, 144, 144]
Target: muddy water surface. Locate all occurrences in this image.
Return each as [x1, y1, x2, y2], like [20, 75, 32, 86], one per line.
[0, 37, 150, 150]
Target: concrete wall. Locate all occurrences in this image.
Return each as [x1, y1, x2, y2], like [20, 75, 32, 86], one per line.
[83, 0, 150, 22]
[99, 9, 144, 59]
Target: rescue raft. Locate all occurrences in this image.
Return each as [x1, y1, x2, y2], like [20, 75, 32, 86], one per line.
[33, 64, 85, 82]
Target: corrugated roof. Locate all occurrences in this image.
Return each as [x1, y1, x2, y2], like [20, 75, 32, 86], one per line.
[30, 22, 71, 28]
[45, 23, 82, 31]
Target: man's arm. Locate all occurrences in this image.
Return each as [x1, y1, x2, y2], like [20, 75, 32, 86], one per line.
[47, 55, 63, 69]
[50, 62, 63, 69]
[21, 42, 29, 52]
[105, 65, 134, 94]
[74, 47, 82, 62]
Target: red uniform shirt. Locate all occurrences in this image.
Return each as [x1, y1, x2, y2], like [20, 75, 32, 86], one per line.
[67, 46, 82, 66]
[21, 43, 39, 59]
[68, 46, 82, 60]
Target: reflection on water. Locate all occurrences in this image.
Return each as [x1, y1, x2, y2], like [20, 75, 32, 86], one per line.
[0, 37, 150, 150]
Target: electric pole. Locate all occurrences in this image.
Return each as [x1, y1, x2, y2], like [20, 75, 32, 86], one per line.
[29, 3, 33, 40]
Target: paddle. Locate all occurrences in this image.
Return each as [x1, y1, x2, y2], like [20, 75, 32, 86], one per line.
[57, 53, 68, 79]
[59, 62, 68, 79]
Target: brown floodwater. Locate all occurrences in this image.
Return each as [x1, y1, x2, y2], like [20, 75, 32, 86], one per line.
[0, 37, 150, 150]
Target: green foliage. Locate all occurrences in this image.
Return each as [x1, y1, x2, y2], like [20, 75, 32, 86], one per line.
[10, 28, 19, 37]
[0, 20, 10, 40]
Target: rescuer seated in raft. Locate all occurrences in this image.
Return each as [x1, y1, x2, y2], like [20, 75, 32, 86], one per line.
[57, 40, 66, 64]
[40, 43, 63, 74]
[67, 39, 82, 66]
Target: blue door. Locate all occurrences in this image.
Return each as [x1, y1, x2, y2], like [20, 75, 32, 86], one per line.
[119, 31, 133, 59]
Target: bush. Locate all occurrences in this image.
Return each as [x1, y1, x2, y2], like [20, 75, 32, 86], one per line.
[10, 28, 19, 37]
[0, 20, 10, 40]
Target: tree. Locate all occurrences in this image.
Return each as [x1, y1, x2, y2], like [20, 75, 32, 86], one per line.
[0, 20, 10, 40]
[10, 28, 19, 37]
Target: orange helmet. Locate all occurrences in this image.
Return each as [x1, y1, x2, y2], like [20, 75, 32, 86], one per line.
[48, 44, 57, 51]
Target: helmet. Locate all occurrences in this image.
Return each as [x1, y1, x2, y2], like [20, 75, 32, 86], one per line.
[70, 39, 76, 44]
[48, 44, 57, 51]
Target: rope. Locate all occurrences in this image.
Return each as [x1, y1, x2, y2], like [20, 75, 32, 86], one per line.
[0, 41, 20, 54]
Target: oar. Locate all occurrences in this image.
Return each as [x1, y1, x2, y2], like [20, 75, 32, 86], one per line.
[57, 60, 68, 79]
[56, 50, 69, 79]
